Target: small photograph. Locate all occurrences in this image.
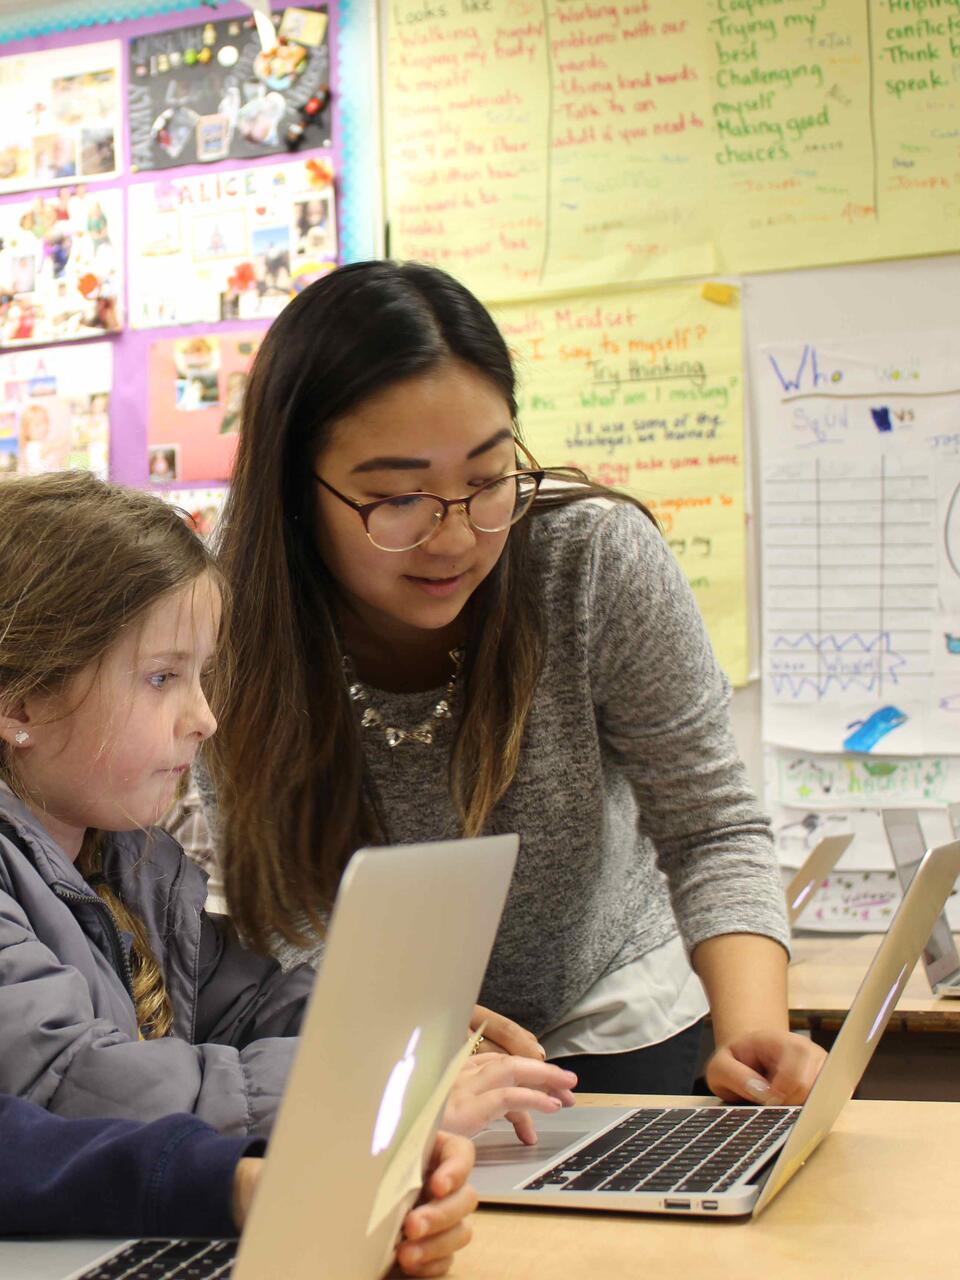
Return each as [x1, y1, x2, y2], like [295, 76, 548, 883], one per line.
[52, 68, 117, 125]
[176, 373, 220, 412]
[0, 143, 30, 183]
[219, 369, 248, 434]
[33, 134, 78, 181]
[191, 210, 247, 260]
[0, 411, 19, 475]
[251, 225, 290, 294]
[19, 399, 73, 473]
[293, 195, 334, 258]
[173, 334, 220, 380]
[237, 91, 286, 147]
[80, 126, 116, 176]
[0, 436, 18, 475]
[10, 255, 36, 296]
[65, 391, 109, 476]
[148, 443, 179, 483]
[195, 114, 232, 164]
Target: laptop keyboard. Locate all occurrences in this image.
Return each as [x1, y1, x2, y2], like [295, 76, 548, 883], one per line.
[522, 1106, 798, 1194]
[77, 1239, 237, 1279]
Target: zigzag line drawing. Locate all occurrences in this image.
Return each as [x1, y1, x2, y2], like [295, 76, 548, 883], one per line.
[771, 632, 896, 653]
[768, 631, 908, 699]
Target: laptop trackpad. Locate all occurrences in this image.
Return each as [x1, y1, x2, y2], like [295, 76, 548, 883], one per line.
[473, 1128, 589, 1166]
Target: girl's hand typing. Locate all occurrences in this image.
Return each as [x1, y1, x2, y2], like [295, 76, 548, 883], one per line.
[394, 1131, 477, 1277]
[443, 1053, 577, 1145]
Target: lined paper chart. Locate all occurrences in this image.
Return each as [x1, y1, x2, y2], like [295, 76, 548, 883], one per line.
[758, 333, 960, 756]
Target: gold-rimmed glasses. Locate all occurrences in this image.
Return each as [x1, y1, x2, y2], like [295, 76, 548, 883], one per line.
[315, 440, 546, 553]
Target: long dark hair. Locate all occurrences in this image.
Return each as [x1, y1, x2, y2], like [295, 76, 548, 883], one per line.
[212, 261, 653, 951]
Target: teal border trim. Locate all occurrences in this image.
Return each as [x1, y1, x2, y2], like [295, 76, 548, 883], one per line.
[336, 0, 379, 262]
[0, 1, 199, 42]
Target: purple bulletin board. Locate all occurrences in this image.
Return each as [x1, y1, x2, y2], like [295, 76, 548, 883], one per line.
[0, 0, 369, 488]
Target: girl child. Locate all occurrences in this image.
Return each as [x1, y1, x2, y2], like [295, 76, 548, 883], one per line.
[0, 472, 575, 1272]
[205, 260, 826, 1103]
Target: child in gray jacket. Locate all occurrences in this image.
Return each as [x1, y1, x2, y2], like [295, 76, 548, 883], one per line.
[0, 474, 574, 1260]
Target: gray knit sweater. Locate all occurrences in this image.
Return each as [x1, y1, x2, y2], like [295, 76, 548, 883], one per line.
[207, 500, 788, 1038]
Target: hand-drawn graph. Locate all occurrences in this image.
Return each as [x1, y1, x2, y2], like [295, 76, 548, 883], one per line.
[764, 454, 936, 706]
[758, 332, 960, 756]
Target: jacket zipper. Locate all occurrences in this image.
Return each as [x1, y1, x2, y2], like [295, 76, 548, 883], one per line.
[51, 885, 137, 1004]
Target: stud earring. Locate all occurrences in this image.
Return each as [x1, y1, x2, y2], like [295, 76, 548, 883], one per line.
[14, 730, 29, 745]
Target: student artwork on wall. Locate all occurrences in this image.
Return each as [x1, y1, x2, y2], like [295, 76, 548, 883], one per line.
[128, 6, 330, 171]
[757, 330, 960, 756]
[0, 341, 112, 478]
[147, 330, 261, 482]
[0, 40, 122, 195]
[0, 185, 122, 346]
[128, 157, 336, 327]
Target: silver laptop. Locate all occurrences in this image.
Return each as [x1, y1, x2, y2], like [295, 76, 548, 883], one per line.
[883, 807, 960, 998]
[784, 832, 855, 927]
[472, 837, 960, 1219]
[56, 834, 519, 1280]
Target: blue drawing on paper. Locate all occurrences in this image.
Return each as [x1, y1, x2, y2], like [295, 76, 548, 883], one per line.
[842, 706, 908, 753]
[946, 634, 960, 654]
[869, 406, 892, 432]
[770, 632, 906, 700]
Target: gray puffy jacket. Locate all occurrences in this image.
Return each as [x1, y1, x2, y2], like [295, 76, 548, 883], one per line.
[0, 788, 313, 1136]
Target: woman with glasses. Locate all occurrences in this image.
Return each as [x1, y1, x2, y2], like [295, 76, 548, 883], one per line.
[203, 260, 825, 1102]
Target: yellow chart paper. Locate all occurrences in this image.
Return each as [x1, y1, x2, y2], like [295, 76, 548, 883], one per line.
[494, 284, 748, 683]
[385, 1, 960, 298]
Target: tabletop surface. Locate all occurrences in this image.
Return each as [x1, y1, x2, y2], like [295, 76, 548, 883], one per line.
[788, 932, 960, 1028]
[3, 1094, 959, 1280]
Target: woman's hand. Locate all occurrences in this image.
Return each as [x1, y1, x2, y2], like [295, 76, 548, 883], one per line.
[706, 1029, 827, 1106]
[394, 1131, 477, 1278]
[443, 1053, 577, 1145]
[469, 1004, 545, 1058]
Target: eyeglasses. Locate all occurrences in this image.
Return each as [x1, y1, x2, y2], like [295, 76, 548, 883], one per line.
[315, 442, 545, 553]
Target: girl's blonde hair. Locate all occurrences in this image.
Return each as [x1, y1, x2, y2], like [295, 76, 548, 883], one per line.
[0, 471, 223, 1038]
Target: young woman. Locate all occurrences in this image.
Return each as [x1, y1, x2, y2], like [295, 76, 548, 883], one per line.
[206, 261, 825, 1103]
[0, 473, 574, 1269]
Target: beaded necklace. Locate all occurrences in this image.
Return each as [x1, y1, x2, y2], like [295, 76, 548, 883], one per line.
[343, 647, 464, 747]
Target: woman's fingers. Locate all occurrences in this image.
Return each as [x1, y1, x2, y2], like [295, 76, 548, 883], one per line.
[470, 1005, 545, 1059]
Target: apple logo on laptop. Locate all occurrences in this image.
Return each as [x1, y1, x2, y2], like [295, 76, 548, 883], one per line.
[371, 1027, 421, 1156]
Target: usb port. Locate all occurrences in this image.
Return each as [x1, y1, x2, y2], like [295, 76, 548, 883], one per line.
[702, 1200, 719, 1211]
[664, 1199, 691, 1210]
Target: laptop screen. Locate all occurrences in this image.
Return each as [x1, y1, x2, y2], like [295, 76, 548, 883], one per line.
[883, 809, 960, 985]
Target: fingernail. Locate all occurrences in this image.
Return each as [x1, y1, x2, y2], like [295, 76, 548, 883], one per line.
[548, 1096, 562, 1108]
[536, 1042, 547, 1059]
[745, 1078, 771, 1099]
[405, 1245, 422, 1263]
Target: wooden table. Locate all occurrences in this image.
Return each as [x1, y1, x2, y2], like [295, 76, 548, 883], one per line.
[460, 1094, 960, 1279]
[3, 1094, 957, 1280]
[788, 933, 960, 1099]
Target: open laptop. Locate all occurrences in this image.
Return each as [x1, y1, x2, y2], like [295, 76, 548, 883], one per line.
[784, 832, 855, 927]
[883, 807, 960, 998]
[56, 834, 519, 1280]
[472, 837, 960, 1219]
